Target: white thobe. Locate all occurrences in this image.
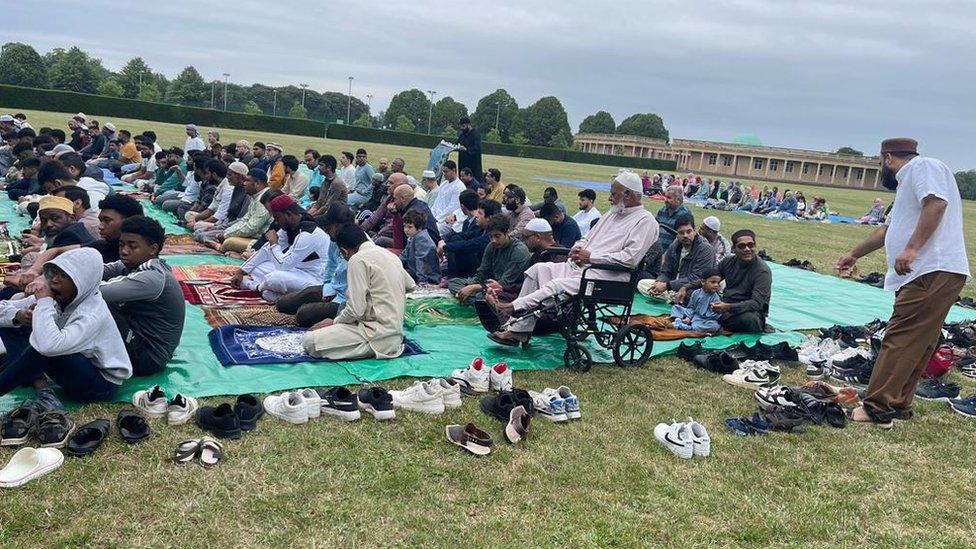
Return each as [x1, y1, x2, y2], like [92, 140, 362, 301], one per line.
[241, 224, 331, 302]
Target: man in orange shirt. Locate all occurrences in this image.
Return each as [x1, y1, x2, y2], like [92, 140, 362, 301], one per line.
[265, 142, 285, 190]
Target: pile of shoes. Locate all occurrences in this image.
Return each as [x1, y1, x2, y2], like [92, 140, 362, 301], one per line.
[726, 380, 854, 435]
[854, 271, 885, 288]
[783, 258, 816, 272]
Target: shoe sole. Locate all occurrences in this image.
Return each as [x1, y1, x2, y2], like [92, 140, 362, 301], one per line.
[723, 378, 772, 390]
[442, 397, 463, 409]
[566, 411, 582, 420]
[915, 395, 956, 403]
[538, 412, 569, 422]
[950, 405, 976, 418]
[359, 403, 396, 421]
[323, 407, 362, 422]
[1, 436, 30, 446]
[268, 411, 308, 424]
[393, 401, 446, 415]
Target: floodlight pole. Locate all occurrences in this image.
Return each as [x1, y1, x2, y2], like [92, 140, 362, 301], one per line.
[494, 101, 501, 130]
[427, 90, 437, 134]
[300, 83, 308, 108]
[346, 76, 354, 124]
[211, 81, 216, 109]
[222, 73, 230, 111]
[273, 89, 278, 117]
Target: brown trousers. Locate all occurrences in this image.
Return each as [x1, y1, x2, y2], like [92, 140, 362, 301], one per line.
[865, 271, 967, 415]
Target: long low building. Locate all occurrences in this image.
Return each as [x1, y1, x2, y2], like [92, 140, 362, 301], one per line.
[574, 133, 882, 189]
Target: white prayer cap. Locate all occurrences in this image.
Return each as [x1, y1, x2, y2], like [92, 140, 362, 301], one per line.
[523, 218, 552, 234]
[703, 216, 721, 231]
[0, 114, 13, 123]
[45, 143, 75, 158]
[228, 161, 249, 176]
[104, 122, 116, 132]
[422, 169, 436, 179]
[614, 170, 643, 194]
[405, 175, 418, 187]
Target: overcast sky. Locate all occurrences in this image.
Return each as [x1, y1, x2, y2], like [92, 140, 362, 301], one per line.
[8, 0, 975, 168]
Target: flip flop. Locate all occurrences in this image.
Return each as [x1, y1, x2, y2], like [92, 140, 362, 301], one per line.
[172, 439, 201, 465]
[65, 419, 109, 457]
[198, 437, 223, 468]
[117, 409, 150, 443]
[445, 423, 493, 456]
[0, 447, 64, 488]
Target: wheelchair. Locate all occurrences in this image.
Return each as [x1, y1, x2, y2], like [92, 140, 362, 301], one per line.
[495, 249, 654, 372]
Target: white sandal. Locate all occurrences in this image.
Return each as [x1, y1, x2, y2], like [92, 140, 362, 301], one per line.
[0, 447, 64, 488]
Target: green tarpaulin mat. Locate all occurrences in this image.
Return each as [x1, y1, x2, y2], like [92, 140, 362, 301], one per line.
[136, 198, 190, 235]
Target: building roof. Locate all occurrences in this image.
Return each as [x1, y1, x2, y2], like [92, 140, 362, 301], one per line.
[731, 134, 763, 146]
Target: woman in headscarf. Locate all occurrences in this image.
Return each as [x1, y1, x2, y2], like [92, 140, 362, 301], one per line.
[859, 197, 885, 224]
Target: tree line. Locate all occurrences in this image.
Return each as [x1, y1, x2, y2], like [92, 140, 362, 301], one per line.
[0, 42, 670, 149]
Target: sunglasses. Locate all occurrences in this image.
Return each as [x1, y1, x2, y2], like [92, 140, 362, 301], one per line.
[735, 241, 756, 250]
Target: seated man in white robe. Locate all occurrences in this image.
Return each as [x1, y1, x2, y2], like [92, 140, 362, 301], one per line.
[230, 194, 331, 302]
[486, 171, 658, 345]
[302, 223, 415, 360]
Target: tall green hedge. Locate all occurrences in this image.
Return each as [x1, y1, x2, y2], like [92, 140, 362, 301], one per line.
[327, 125, 677, 170]
[0, 84, 325, 137]
[0, 84, 677, 171]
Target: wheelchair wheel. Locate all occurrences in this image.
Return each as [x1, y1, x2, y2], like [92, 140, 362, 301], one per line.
[564, 342, 593, 372]
[612, 323, 653, 367]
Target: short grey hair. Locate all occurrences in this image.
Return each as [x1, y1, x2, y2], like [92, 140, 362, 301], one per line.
[666, 185, 684, 201]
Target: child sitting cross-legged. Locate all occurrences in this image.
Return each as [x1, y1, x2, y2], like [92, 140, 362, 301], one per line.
[400, 209, 440, 285]
[669, 267, 722, 333]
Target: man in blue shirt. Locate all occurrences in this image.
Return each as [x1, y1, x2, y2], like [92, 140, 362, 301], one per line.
[656, 185, 691, 249]
[539, 202, 581, 248]
[348, 148, 375, 207]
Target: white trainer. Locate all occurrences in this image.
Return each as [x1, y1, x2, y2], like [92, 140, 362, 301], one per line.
[167, 394, 199, 425]
[263, 392, 309, 424]
[298, 388, 322, 419]
[722, 361, 780, 389]
[653, 421, 693, 459]
[391, 381, 446, 414]
[132, 385, 167, 418]
[450, 357, 490, 395]
[424, 378, 462, 409]
[489, 362, 513, 392]
[686, 417, 710, 457]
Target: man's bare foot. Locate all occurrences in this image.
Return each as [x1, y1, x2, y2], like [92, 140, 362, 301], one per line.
[224, 251, 243, 259]
[204, 240, 221, 250]
[491, 330, 529, 343]
[486, 293, 515, 314]
[850, 405, 892, 429]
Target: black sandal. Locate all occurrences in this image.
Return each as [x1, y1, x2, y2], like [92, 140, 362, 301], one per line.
[198, 437, 223, 468]
[173, 439, 201, 465]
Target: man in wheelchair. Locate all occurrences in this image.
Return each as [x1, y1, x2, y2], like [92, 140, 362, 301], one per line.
[485, 171, 659, 346]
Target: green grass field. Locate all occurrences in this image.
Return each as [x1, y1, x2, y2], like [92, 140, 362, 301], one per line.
[2, 108, 975, 547]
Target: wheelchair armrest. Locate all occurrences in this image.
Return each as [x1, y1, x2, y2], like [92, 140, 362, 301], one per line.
[583, 262, 636, 274]
[541, 247, 572, 260]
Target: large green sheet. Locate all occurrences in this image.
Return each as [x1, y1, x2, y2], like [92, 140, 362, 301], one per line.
[136, 198, 190, 235]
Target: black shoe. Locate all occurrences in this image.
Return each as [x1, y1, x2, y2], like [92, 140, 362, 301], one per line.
[784, 258, 802, 267]
[473, 299, 502, 333]
[677, 341, 704, 361]
[748, 341, 774, 361]
[726, 342, 752, 360]
[757, 249, 774, 262]
[1, 401, 41, 447]
[117, 409, 150, 443]
[65, 419, 109, 457]
[234, 394, 264, 431]
[915, 377, 960, 402]
[833, 353, 873, 372]
[771, 341, 799, 362]
[480, 389, 534, 422]
[37, 410, 75, 448]
[318, 387, 361, 421]
[196, 403, 242, 439]
[692, 351, 739, 374]
[358, 386, 395, 420]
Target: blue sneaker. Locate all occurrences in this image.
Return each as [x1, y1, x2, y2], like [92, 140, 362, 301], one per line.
[949, 393, 976, 418]
[556, 386, 581, 420]
[529, 390, 568, 422]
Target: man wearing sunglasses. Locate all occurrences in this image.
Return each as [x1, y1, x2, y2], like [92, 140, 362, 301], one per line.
[675, 228, 770, 333]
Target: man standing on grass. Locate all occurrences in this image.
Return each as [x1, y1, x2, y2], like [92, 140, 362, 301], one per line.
[836, 138, 970, 428]
[456, 116, 482, 180]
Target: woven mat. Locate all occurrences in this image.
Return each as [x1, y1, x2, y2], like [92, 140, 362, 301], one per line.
[203, 306, 295, 328]
[180, 280, 266, 307]
[172, 263, 239, 282]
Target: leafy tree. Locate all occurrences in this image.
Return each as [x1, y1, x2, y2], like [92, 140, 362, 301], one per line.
[44, 47, 103, 93]
[955, 170, 976, 201]
[471, 89, 519, 142]
[485, 127, 501, 143]
[0, 42, 47, 87]
[136, 82, 161, 102]
[511, 132, 529, 146]
[96, 77, 124, 97]
[615, 113, 669, 140]
[441, 125, 456, 140]
[289, 102, 308, 119]
[548, 128, 573, 149]
[510, 96, 571, 147]
[395, 114, 416, 133]
[431, 96, 468, 135]
[165, 66, 207, 106]
[116, 57, 153, 98]
[835, 146, 863, 156]
[353, 113, 371, 127]
[243, 100, 263, 115]
[385, 89, 429, 129]
[578, 110, 616, 134]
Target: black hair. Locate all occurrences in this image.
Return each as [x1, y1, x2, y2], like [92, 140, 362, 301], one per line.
[253, 141, 265, 149]
[17, 127, 36, 139]
[478, 199, 501, 217]
[486, 213, 511, 235]
[731, 229, 756, 244]
[18, 156, 40, 169]
[304, 149, 320, 159]
[168, 146, 184, 157]
[155, 151, 168, 161]
[261, 189, 284, 204]
[321, 201, 353, 226]
[98, 194, 144, 218]
[58, 152, 85, 174]
[578, 189, 596, 201]
[206, 159, 227, 179]
[318, 154, 337, 171]
[459, 189, 479, 211]
[539, 203, 562, 219]
[342, 151, 354, 162]
[402, 209, 427, 230]
[674, 214, 696, 231]
[11, 142, 33, 156]
[282, 155, 299, 171]
[120, 215, 165, 251]
[544, 186, 558, 198]
[486, 168, 501, 181]
[334, 222, 368, 249]
[460, 167, 473, 177]
[700, 267, 721, 280]
[1, 131, 16, 141]
[53, 185, 90, 209]
[442, 160, 457, 171]
[356, 148, 367, 155]
[38, 132, 58, 145]
[119, 129, 131, 139]
[142, 130, 157, 142]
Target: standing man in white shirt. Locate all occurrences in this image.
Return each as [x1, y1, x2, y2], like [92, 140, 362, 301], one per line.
[572, 189, 602, 238]
[432, 160, 466, 236]
[183, 124, 205, 159]
[836, 137, 970, 428]
[339, 151, 356, 188]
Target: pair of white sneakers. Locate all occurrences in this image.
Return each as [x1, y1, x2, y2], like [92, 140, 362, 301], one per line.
[390, 378, 462, 414]
[450, 358, 513, 395]
[132, 385, 199, 425]
[722, 360, 781, 389]
[263, 388, 322, 425]
[653, 418, 710, 459]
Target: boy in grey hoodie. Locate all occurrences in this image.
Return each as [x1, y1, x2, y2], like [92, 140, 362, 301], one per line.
[0, 247, 132, 408]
